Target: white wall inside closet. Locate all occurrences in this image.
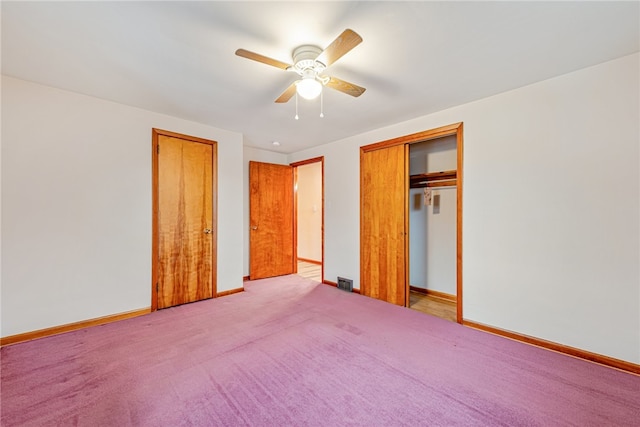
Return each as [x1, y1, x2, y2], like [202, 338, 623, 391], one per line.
[409, 136, 457, 295]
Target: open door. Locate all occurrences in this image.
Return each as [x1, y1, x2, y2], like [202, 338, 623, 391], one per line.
[249, 161, 295, 280]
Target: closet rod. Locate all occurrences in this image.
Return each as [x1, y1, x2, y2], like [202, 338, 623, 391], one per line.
[409, 169, 457, 185]
[410, 179, 457, 189]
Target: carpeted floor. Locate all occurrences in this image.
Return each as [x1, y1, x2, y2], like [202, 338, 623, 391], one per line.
[1, 275, 639, 426]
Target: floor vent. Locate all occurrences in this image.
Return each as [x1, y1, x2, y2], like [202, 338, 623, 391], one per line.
[337, 277, 353, 292]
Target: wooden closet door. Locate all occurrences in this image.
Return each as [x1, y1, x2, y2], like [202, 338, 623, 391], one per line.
[360, 144, 408, 306]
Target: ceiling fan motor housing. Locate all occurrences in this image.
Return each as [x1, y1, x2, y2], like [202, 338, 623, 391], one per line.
[292, 45, 326, 74]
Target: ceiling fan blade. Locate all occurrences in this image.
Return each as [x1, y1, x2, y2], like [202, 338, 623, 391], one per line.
[316, 29, 363, 67]
[325, 77, 366, 97]
[275, 82, 297, 103]
[235, 49, 291, 70]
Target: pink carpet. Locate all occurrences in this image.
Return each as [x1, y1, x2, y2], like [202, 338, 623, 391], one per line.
[2, 275, 639, 426]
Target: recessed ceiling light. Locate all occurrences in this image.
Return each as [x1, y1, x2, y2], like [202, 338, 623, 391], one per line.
[272, 141, 281, 146]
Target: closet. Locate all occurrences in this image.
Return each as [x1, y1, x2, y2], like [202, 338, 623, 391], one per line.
[360, 123, 463, 322]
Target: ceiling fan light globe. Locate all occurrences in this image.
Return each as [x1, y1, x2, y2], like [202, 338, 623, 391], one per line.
[296, 78, 322, 100]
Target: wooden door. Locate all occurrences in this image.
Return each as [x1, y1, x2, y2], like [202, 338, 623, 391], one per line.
[360, 144, 408, 306]
[154, 130, 216, 309]
[249, 161, 294, 280]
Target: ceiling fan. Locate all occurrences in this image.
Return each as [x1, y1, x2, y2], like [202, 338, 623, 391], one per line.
[235, 29, 366, 103]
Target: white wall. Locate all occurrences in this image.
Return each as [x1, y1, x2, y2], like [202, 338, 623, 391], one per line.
[409, 137, 457, 295]
[1, 76, 244, 337]
[289, 53, 640, 364]
[288, 141, 361, 287]
[242, 146, 288, 277]
[296, 162, 322, 262]
[4, 53, 638, 365]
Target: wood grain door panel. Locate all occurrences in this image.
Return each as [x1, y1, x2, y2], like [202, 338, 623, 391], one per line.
[157, 134, 214, 308]
[249, 161, 294, 279]
[360, 145, 407, 306]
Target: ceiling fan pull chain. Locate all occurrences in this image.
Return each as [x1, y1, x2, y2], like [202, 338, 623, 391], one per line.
[320, 90, 324, 118]
[295, 92, 299, 120]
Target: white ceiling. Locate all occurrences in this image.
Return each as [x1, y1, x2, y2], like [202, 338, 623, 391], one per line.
[2, 1, 638, 154]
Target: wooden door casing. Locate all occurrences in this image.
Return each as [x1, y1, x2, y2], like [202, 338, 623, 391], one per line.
[249, 161, 295, 280]
[360, 144, 408, 306]
[152, 129, 217, 310]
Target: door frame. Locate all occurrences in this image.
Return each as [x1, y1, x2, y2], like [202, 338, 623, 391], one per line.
[360, 122, 463, 323]
[151, 128, 218, 311]
[290, 156, 325, 283]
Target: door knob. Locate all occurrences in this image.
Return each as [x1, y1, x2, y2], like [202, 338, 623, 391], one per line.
[251, 225, 258, 230]
[204, 228, 212, 234]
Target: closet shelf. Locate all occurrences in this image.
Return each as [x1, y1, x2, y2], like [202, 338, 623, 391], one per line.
[410, 170, 457, 188]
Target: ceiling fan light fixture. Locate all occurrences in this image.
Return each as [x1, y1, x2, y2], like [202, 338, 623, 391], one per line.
[296, 77, 322, 100]
[235, 29, 365, 104]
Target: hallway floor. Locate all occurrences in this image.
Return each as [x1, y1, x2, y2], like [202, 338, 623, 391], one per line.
[296, 260, 322, 282]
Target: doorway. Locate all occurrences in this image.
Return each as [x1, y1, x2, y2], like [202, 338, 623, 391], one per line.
[408, 136, 458, 322]
[151, 129, 217, 311]
[246, 158, 324, 282]
[292, 157, 324, 283]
